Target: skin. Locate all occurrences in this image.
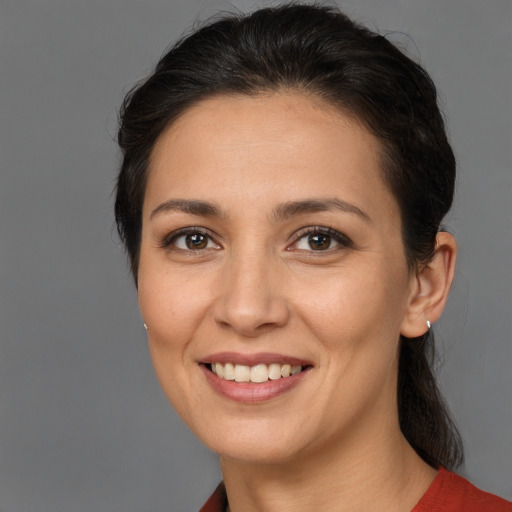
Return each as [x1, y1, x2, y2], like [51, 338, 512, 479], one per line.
[137, 93, 457, 512]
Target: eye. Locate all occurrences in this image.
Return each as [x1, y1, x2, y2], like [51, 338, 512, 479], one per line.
[289, 227, 352, 252]
[301, 233, 332, 250]
[163, 228, 220, 252]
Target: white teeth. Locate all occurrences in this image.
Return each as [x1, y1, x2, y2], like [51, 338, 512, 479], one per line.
[223, 363, 235, 381]
[210, 362, 304, 383]
[268, 363, 282, 380]
[234, 364, 251, 382]
[250, 364, 269, 383]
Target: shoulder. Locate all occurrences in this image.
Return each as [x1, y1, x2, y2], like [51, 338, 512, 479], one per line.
[413, 467, 512, 512]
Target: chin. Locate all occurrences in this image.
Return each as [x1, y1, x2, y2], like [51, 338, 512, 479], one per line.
[191, 414, 320, 466]
[214, 439, 302, 466]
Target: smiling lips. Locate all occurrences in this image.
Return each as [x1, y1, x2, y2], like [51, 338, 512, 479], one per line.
[201, 353, 312, 403]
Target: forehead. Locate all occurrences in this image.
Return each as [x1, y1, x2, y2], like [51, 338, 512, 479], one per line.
[145, 92, 399, 223]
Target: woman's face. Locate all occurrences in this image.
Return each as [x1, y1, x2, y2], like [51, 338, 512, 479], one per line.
[138, 93, 417, 464]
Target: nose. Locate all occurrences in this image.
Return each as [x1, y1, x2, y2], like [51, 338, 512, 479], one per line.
[212, 248, 290, 338]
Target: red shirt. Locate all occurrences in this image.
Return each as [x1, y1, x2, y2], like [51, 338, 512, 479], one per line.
[412, 467, 511, 511]
[200, 467, 511, 511]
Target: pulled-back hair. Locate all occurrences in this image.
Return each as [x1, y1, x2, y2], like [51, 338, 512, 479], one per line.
[115, 3, 463, 469]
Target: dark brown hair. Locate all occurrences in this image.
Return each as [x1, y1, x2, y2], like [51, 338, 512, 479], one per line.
[115, 3, 463, 469]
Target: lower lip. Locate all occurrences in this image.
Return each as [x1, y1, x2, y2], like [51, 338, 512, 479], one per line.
[201, 365, 311, 404]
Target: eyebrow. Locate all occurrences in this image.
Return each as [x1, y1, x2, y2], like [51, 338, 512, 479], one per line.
[150, 199, 224, 219]
[149, 197, 371, 223]
[271, 198, 371, 223]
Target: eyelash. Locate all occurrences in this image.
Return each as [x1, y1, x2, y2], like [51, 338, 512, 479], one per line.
[160, 227, 220, 252]
[289, 226, 353, 252]
[160, 226, 353, 253]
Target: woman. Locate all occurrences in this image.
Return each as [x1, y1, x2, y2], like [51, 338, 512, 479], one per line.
[115, 4, 511, 511]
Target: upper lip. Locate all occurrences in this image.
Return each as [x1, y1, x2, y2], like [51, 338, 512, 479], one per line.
[200, 352, 313, 367]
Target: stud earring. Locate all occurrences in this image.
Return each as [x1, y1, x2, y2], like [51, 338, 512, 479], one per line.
[426, 320, 431, 330]
[143, 323, 148, 331]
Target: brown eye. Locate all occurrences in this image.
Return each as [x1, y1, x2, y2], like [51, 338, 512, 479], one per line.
[289, 227, 352, 253]
[185, 232, 208, 250]
[308, 233, 331, 250]
[166, 229, 220, 251]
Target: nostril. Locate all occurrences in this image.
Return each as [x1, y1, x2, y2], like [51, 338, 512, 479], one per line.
[214, 313, 288, 338]
[215, 319, 232, 330]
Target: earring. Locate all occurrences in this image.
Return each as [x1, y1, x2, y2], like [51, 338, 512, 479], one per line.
[426, 320, 431, 330]
[143, 323, 148, 331]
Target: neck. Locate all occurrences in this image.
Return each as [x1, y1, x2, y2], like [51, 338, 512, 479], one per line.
[220, 415, 436, 512]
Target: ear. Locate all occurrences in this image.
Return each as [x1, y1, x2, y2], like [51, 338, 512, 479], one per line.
[400, 232, 457, 338]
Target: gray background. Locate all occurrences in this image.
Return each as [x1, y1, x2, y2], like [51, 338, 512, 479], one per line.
[1, 0, 510, 510]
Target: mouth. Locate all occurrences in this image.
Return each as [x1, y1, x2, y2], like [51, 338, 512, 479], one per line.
[199, 353, 313, 403]
[208, 362, 307, 383]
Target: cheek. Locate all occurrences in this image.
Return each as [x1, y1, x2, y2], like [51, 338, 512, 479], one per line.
[138, 270, 210, 425]
[300, 267, 401, 320]
[293, 260, 409, 359]
[291, 266, 407, 429]
[137, 267, 209, 346]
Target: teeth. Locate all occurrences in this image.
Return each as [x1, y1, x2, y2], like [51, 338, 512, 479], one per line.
[234, 364, 251, 382]
[250, 364, 269, 383]
[268, 363, 282, 380]
[290, 365, 302, 375]
[210, 362, 304, 383]
[223, 363, 235, 381]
